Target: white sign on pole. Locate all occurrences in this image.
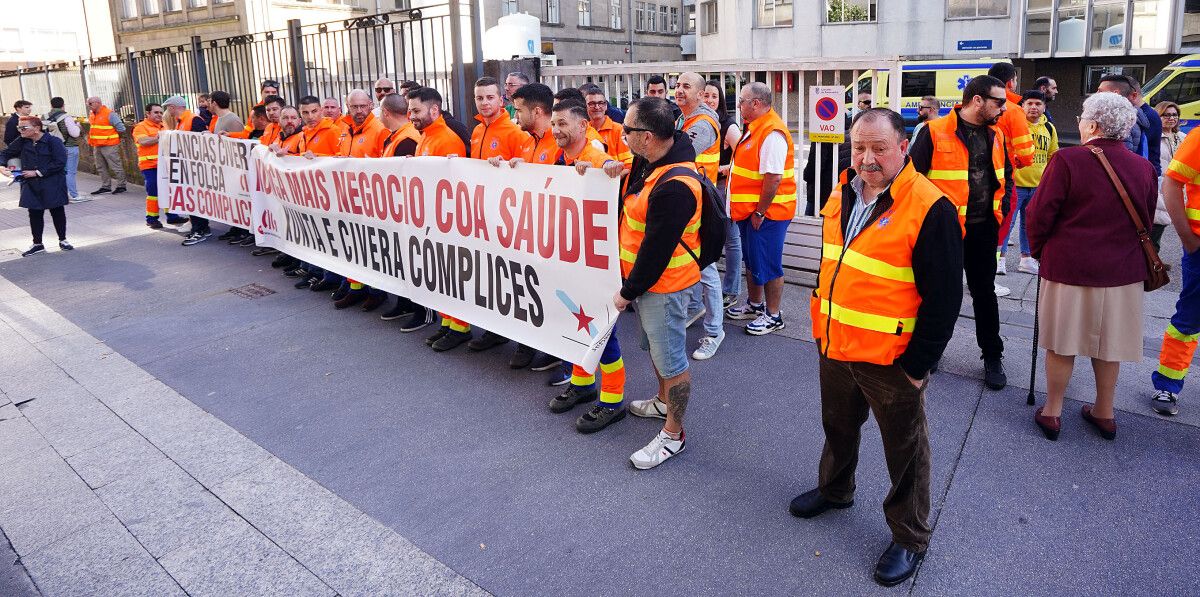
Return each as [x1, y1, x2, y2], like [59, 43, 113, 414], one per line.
[808, 86, 846, 144]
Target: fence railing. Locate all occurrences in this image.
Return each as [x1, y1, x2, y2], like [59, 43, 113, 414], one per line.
[0, 1, 481, 124]
[542, 58, 903, 220]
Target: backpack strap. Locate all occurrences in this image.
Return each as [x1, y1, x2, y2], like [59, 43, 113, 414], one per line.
[662, 165, 705, 264]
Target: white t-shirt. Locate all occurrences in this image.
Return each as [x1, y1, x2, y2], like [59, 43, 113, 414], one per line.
[759, 131, 788, 174]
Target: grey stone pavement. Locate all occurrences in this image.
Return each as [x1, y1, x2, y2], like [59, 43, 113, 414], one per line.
[0, 172, 1197, 596]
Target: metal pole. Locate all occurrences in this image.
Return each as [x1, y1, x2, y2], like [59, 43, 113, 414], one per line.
[468, 0, 483, 84]
[287, 19, 308, 99]
[627, 0, 635, 63]
[16, 68, 25, 100]
[80, 56, 90, 100]
[45, 68, 53, 102]
[192, 36, 210, 93]
[127, 47, 144, 121]
[448, 0, 469, 119]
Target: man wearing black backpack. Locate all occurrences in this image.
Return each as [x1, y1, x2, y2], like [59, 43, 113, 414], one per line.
[613, 97, 703, 470]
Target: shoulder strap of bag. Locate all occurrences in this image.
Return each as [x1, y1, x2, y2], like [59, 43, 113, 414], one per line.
[1089, 145, 1167, 273]
[663, 165, 704, 264]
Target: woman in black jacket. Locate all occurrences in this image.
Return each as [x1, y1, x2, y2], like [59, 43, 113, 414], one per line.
[1, 116, 73, 256]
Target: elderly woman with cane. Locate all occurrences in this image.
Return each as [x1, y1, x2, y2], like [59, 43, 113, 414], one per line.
[1025, 92, 1158, 441]
[1, 116, 74, 256]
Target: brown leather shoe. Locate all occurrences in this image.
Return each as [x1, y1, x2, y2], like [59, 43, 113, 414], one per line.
[360, 294, 386, 312]
[1081, 404, 1116, 440]
[334, 291, 366, 310]
[1034, 407, 1060, 441]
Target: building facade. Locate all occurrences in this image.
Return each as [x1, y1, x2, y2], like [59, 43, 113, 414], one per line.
[481, 0, 686, 66]
[695, 0, 1199, 131]
[0, 0, 116, 70]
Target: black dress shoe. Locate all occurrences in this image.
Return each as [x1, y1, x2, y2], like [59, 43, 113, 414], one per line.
[309, 279, 337, 292]
[468, 330, 510, 352]
[509, 344, 536, 369]
[983, 357, 1007, 390]
[874, 542, 925, 587]
[788, 488, 853, 519]
[294, 277, 316, 289]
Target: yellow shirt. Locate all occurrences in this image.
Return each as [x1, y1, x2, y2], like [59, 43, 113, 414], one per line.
[1013, 115, 1059, 188]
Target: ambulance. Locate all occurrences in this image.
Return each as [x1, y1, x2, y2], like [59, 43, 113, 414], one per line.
[1142, 54, 1200, 134]
[845, 58, 1005, 131]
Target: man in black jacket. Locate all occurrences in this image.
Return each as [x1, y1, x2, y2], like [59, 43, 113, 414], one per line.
[790, 109, 963, 587]
[5, 100, 33, 145]
[614, 97, 702, 470]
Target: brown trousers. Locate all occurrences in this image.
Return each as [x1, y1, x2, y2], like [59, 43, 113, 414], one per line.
[817, 355, 932, 552]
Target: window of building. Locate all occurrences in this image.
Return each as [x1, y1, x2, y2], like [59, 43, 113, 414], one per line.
[1024, 0, 1052, 54]
[0, 29, 21, 50]
[1129, 0, 1170, 50]
[165, 0, 181, 11]
[701, 1, 717, 34]
[947, 0, 1006, 18]
[502, 0, 519, 16]
[826, 0, 874, 23]
[611, 0, 621, 28]
[758, 0, 793, 27]
[635, 2, 647, 31]
[142, 0, 160, 15]
[659, 5, 669, 31]
[546, 0, 560, 23]
[669, 6, 679, 32]
[687, 4, 696, 32]
[1091, 0, 1126, 51]
[1055, 0, 1086, 52]
[121, 0, 138, 18]
[579, 0, 591, 26]
[188, 0, 207, 7]
[1185, 1, 1200, 48]
[1084, 64, 1146, 94]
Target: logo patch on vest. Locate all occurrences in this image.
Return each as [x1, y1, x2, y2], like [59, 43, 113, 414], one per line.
[876, 208, 896, 229]
[490, 139, 499, 150]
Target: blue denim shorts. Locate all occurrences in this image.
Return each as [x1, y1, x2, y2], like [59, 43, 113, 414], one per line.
[635, 286, 694, 379]
[738, 217, 790, 285]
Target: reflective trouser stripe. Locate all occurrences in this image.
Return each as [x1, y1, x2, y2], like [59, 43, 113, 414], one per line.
[570, 368, 595, 386]
[350, 282, 364, 290]
[146, 195, 158, 217]
[598, 355, 624, 404]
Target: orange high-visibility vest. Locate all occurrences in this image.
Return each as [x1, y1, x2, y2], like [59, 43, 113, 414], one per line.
[520, 128, 559, 164]
[810, 161, 944, 365]
[207, 113, 219, 133]
[470, 111, 527, 160]
[383, 122, 422, 157]
[924, 109, 1006, 229]
[728, 108, 796, 221]
[1000, 90, 1035, 169]
[680, 109, 721, 183]
[132, 118, 164, 171]
[339, 112, 390, 158]
[594, 116, 632, 165]
[279, 131, 303, 155]
[298, 118, 345, 156]
[415, 115, 466, 157]
[259, 122, 280, 146]
[87, 106, 120, 146]
[561, 142, 613, 168]
[619, 162, 703, 294]
[174, 110, 197, 133]
[1165, 127, 1200, 237]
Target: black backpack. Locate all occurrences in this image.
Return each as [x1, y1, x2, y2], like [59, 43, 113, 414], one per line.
[663, 165, 727, 271]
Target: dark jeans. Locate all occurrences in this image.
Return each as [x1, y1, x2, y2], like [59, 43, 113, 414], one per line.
[818, 356, 932, 552]
[29, 207, 66, 244]
[964, 218, 1003, 360]
[190, 216, 210, 233]
[1151, 223, 1167, 252]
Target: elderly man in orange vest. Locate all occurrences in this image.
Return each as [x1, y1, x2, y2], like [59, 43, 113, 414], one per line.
[724, 82, 796, 337]
[85, 96, 128, 195]
[795, 108, 962, 587]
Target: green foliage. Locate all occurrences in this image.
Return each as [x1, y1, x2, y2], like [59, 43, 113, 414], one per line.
[827, 0, 870, 23]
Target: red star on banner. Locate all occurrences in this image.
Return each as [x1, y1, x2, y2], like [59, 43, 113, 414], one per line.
[573, 306, 594, 332]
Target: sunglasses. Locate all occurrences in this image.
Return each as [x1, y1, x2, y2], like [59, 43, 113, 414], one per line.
[375, 87, 393, 93]
[16, 125, 33, 131]
[985, 95, 1007, 106]
[622, 125, 652, 135]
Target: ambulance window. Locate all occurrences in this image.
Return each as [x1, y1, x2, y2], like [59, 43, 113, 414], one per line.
[1172, 72, 1200, 105]
[901, 72, 935, 98]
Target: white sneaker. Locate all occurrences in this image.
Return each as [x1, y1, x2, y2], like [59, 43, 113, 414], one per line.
[685, 307, 706, 329]
[629, 430, 685, 470]
[994, 282, 1011, 297]
[996, 258, 1007, 275]
[69, 195, 91, 204]
[692, 331, 725, 360]
[1018, 257, 1040, 275]
[746, 311, 785, 336]
[628, 396, 668, 420]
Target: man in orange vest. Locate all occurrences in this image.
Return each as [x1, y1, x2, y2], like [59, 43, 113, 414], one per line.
[615, 97, 702, 469]
[909, 75, 1012, 390]
[85, 96, 128, 195]
[132, 103, 189, 229]
[675, 71, 726, 358]
[490, 83, 565, 372]
[795, 108, 962, 588]
[409, 86, 471, 352]
[724, 82, 796, 337]
[581, 84, 631, 166]
[540, 99, 628, 433]
[249, 96, 289, 258]
[986, 62, 1035, 293]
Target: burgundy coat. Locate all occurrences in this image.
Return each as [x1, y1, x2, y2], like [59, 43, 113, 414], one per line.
[1026, 137, 1157, 287]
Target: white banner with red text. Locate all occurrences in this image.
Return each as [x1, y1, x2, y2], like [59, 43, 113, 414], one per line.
[248, 144, 622, 371]
[156, 130, 256, 228]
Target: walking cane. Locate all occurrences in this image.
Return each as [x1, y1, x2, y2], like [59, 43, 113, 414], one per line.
[1027, 277, 1040, 406]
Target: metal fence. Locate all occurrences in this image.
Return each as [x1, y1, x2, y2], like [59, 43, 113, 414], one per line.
[0, 1, 480, 124]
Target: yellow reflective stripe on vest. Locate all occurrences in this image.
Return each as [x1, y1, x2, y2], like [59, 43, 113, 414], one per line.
[1169, 159, 1200, 185]
[1157, 363, 1189, 380]
[730, 164, 796, 181]
[1166, 324, 1200, 343]
[994, 168, 1005, 180]
[926, 169, 968, 181]
[729, 192, 797, 204]
[625, 216, 646, 232]
[1011, 133, 1033, 145]
[819, 298, 916, 335]
[695, 153, 720, 164]
[1186, 208, 1200, 221]
[90, 124, 114, 130]
[137, 155, 156, 162]
[957, 205, 968, 215]
[822, 243, 915, 283]
[619, 246, 699, 268]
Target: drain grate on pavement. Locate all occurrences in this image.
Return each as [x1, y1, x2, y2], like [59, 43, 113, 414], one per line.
[229, 283, 277, 299]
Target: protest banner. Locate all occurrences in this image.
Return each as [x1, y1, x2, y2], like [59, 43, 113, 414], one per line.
[157, 130, 256, 228]
[250, 145, 623, 371]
